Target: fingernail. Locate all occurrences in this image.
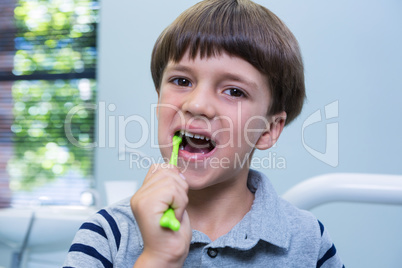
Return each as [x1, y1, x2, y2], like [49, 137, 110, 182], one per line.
[179, 173, 186, 180]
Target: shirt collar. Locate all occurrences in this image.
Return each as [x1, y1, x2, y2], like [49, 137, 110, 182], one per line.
[191, 169, 291, 250]
[245, 169, 291, 249]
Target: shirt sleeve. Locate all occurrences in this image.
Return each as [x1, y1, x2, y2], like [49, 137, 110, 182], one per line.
[63, 209, 120, 268]
[316, 220, 345, 268]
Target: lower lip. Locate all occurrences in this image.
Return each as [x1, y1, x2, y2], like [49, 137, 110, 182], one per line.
[178, 147, 217, 162]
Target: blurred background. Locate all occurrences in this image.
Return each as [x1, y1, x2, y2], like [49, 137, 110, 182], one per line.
[0, 0, 401, 267]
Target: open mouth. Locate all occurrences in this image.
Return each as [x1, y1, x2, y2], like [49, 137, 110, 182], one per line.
[176, 130, 216, 154]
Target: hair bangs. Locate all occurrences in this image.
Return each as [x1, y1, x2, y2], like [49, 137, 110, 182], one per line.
[151, 0, 305, 125]
[152, 0, 270, 88]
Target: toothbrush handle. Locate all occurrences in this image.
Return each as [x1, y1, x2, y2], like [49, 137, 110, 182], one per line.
[160, 207, 180, 231]
[159, 135, 182, 231]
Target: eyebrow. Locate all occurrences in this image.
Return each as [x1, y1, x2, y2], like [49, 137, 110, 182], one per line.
[165, 63, 260, 90]
[219, 72, 259, 91]
[164, 64, 192, 74]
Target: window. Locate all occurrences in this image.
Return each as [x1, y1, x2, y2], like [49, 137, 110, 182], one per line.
[0, 0, 99, 207]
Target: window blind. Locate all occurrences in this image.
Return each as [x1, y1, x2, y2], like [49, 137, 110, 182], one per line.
[0, 0, 99, 207]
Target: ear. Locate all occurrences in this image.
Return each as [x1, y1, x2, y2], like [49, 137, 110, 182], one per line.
[255, 111, 287, 150]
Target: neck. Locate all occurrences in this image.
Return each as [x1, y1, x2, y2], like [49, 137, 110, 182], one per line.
[187, 173, 254, 241]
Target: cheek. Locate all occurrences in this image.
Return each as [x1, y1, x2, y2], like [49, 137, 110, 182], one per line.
[156, 100, 183, 151]
[159, 145, 170, 161]
[157, 99, 181, 123]
[157, 92, 183, 121]
[156, 106, 172, 147]
[241, 113, 269, 146]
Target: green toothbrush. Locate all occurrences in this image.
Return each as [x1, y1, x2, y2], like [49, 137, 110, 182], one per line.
[159, 134, 182, 231]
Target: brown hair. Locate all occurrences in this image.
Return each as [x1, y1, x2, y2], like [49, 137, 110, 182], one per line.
[151, 0, 305, 125]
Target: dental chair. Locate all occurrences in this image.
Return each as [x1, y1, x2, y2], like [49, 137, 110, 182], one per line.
[282, 173, 402, 267]
[282, 173, 402, 210]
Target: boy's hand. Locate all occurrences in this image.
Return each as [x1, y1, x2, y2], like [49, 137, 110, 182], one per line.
[131, 163, 191, 267]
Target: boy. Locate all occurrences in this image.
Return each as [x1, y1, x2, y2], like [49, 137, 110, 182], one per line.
[64, 0, 344, 267]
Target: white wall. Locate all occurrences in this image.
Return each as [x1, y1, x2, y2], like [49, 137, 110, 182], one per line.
[96, 1, 402, 267]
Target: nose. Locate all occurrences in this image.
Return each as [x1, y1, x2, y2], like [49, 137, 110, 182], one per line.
[181, 85, 216, 119]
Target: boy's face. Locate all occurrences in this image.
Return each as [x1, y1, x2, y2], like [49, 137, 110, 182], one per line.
[157, 50, 282, 190]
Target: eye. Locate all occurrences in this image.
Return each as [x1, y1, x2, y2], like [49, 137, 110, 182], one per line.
[223, 88, 246, 98]
[172, 78, 192, 87]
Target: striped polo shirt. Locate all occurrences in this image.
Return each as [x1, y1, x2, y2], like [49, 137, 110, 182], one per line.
[63, 169, 344, 267]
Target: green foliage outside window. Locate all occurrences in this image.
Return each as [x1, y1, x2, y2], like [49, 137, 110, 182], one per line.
[8, 0, 98, 192]
[13, 0, 98, 75]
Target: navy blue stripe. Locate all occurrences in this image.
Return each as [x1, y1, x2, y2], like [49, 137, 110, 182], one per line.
[317, 244, 337, 268]
[69, 243, 112, 268]
[98, 209, 121, 250]
[80, 222, 107, 239]
[318, 220, 324, 236]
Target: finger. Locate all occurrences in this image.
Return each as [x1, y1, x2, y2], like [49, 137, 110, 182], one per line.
[135, 164, 189, 222]
[139, 166, 174, 196]
[168, 182, 189, 222]
[143, 169, 188, 204]
[139, 170, 188, 214]
[143, 164, 182, 186]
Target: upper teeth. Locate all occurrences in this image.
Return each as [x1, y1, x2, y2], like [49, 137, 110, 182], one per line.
[180, 130, 210, 141]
